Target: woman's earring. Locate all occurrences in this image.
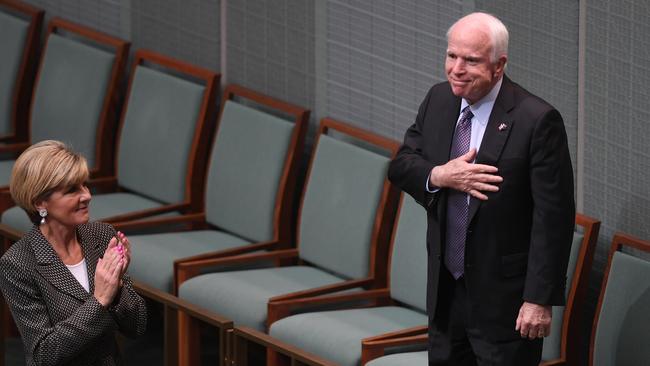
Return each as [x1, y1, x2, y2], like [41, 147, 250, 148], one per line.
[38, 209, 47, 224]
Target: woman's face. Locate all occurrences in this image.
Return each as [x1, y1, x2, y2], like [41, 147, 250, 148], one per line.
[38, 183, 91, 228]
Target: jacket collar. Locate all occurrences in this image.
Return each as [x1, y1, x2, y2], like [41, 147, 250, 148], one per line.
[30, 223, 103, 301]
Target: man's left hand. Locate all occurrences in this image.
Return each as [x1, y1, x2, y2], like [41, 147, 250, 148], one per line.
[515, 301, 552, 339]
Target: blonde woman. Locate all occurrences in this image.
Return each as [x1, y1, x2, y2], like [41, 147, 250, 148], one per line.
[0, 140, 146, 365]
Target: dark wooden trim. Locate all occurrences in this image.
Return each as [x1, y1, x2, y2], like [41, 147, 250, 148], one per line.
[0, 0, 43, 144]
[543, 213, 600, 366]
[589, 232, 650, 366]
[361, 325, 428, 364]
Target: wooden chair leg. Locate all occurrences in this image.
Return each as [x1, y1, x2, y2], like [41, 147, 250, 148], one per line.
[164, 305, 179, 366]
[178, 311, 200, 366]
[234, 331, 248, 366]
[267, 348, 291, 366]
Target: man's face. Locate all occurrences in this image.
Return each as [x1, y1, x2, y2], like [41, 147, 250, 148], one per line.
[445, 24, 506, 104]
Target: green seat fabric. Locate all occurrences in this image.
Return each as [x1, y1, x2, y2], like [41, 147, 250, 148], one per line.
[205, 100, 294, 243]
[389, 196, 428, 311]
[266, 196, 428, 366]
[31, 33, 115, 168]
[542, 231, 585, 361]
[1, 205, 33, 233]
[178, 266, 345, 331]
[299, 135, 390, 280]
[0, 160, 14, 187]
[117, 65, 205, 204]
[128, 230, 251, 292]
[0, 10, 29, 135]
[269, 307, 427, 366]
[366, 351, 428, 366]
[1, 192, 171, 234]
[592, 251, 650, 366]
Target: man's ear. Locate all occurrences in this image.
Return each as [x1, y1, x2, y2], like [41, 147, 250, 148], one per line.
[495, 55, 508, 77]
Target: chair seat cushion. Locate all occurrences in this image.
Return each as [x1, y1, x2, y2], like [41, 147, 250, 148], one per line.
[129, 230, 251, 292]
[366, 351, 428, 366]
[179, 266, 346, 330]
[0, 159, 15, 187]
[1, 192, 172, 235]
[269, 306, 428, 366]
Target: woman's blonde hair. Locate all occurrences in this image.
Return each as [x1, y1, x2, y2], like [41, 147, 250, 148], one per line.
[10, 140, 89, 224]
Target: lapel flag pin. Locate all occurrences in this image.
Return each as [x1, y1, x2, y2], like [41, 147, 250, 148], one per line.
[498, 123, 508, 131]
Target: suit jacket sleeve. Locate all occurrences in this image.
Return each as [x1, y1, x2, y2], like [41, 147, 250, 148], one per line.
[109, 272, 147, 338]
[0, 256, 117, 366]
[524, 107, 576, 305]
[388, 86, 439, 210]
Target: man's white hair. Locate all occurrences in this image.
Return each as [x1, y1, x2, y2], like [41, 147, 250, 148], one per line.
[446, 12, 509, 63]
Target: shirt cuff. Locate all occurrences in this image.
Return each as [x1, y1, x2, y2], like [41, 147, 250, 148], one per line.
[426, 170, 440, 193]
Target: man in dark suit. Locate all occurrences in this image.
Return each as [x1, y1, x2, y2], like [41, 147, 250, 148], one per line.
[388, 12, 575, 365]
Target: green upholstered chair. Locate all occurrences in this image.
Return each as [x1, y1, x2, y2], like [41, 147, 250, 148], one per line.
[0, 18, 129, 189]
[245, 195, 428, 366]
[0, 0, 42, 143]
[175, 118, 399, 365]
[120, 84, 309, 294]
[0, 49, 218, 237]
[541, 214, 600, 366]
[589, 233, 650, 366]
[343, 214, 600, 366]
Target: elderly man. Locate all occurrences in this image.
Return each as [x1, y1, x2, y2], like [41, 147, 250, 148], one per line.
[388, 12, 575, 365]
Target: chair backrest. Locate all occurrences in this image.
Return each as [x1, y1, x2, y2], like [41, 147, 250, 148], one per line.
[542, 214, 600, 364]
[117, 50, 219, 209]
[590, 233, 650, 366]
[0, 1, 42, 140]
[298, 118, 399, 280]
[388, 194, 428, 312]
[30, 18, 129, 176]
[204, 85, 309, 243]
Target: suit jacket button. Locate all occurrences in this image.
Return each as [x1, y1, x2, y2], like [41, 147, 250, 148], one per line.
[436, 254, 441, 260]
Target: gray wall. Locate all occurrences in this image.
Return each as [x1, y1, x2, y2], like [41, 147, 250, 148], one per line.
[23, 1, 650, 364]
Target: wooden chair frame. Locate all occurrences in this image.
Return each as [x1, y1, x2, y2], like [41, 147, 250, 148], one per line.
[541, 213, 600, 366]
[82, 48, 220, 223]
[0, 0, 43, 144]
[115, 84, 309, 366]
[234, 209, 600, 366]
[0, 17, 129, 177]
[589, 232, 650, 366]
[173, 118, 400, 366]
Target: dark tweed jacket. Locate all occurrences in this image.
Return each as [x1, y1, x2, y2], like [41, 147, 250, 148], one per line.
[0, 221, 147, 366]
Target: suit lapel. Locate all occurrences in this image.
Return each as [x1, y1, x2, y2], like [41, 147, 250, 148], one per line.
[31, 226, 91, 302]
[468, 77, 517, 224]
[78, 225, 102, 294]
[434, 94, 462, 221]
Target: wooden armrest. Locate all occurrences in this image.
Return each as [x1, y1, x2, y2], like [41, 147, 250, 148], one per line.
[178, 248, 299, 270]
[270, 277, 375, 302]
[174, 248, 300, 292]
[361, 325, 428, 364]
[113, 212, 206, 231]
[103, 203, 190, 223]
[179, 240, 283, 262]
[267, 288, 390, 326]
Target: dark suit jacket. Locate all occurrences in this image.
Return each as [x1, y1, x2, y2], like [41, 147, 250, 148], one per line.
[388, 76, 575, 341]
[0, 221, 147, 365]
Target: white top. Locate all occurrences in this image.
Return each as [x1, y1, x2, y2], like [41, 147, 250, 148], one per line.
[66, 258, 90, 292]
